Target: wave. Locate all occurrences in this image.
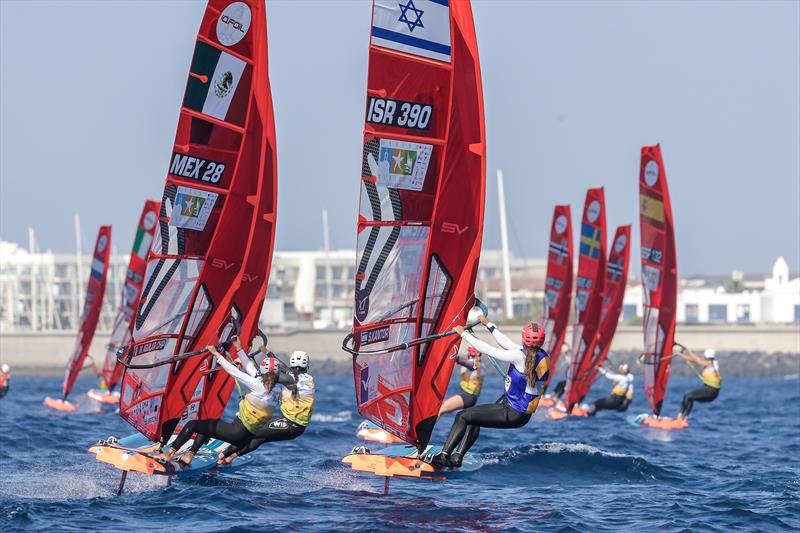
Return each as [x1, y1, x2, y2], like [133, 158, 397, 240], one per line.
[480, 442, 684, 482]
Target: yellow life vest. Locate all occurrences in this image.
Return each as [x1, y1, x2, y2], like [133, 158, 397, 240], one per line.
[459, 366, 484, 397]
[701, 364, 722, 389]
[238, 396, 275, 434]
[281, 374, 315, 426]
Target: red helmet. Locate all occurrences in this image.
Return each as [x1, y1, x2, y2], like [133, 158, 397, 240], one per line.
[521, 322, 545, 348]
[467, 346, 479, 357]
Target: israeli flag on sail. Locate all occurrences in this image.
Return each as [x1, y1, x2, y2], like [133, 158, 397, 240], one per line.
[371, 0, 451, 63]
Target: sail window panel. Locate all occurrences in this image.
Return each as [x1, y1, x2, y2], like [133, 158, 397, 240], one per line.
[136, 259, 204, 340]
[642, 308, 663, 394]
[105, 315, 132, 373]
[355, 225, 428, 326]
[179, 284, 212, 353]
[122, 338, 179, 405]
[642, 308, 663, 356]
[356, 348, 413, 435]
[542, 318, 557, 355]
[417, 255, 452, 362]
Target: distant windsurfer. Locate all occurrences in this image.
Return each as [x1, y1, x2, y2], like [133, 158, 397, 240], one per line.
[439, 346, 485, 416]
[153, 336, 283, 466]
[586, 363, 634, 416]
[217, 349, 315, 465]
[430, 317, 549, 469]
[676, 348, 721, 421]
[0, 363, 10, 398]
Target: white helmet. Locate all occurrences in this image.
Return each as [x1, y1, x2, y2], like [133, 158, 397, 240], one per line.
[618, 363, 630, 374]
[704, 348, 716, 359]
[289, 350, 309, 370]
[1, 363, 9, 373]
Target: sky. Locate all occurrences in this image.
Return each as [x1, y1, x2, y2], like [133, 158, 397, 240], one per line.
[1, 0, 798, 277]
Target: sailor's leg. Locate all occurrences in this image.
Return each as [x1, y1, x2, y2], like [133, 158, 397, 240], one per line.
[234, 418, 306, 457]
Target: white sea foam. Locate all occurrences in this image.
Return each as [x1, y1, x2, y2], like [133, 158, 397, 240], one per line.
[481, 442, 632, 465]
[311, 410, 354, 423]
[0, 463, 167, 500]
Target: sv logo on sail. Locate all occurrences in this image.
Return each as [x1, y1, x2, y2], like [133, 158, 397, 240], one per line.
[170, 152, 226, 185]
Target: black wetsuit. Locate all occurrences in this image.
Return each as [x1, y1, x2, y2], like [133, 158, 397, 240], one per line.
[552, 380, 566, 398]
[440, 395, 530, 465]
[589, 394, 626, 415]
[221, 417, 306, 458]
[170, 417, 254, 455]
[679, 385, 719, 418]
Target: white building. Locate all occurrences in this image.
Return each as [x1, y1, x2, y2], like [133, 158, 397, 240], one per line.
[1, 236, 797, 332]
[622, 257, 800, 324]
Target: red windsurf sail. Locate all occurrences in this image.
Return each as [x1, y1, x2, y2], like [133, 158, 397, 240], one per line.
[639, 144, 677, 415]
[118, 0, 278, 442]
[564, 188, 606, 410]
[541, 204, 573, 383]
[62, 225, 112, 400]
[572, 224, 631, 401]
[102, 200, 160, 391]
[347, 0, 486, 448]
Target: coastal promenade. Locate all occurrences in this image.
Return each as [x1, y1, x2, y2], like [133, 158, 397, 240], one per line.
[1, 324, 797, 375]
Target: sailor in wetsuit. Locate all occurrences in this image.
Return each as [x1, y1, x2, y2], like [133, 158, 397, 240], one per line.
[218, 350, 315, 465]
[154, 336, 285, 466]
[0, 363, 10, 398]
[586, 363, 634, 415]
[676, 348, 721, 421]
[430, 316, 550, 469]
[439, 346, 486, 416]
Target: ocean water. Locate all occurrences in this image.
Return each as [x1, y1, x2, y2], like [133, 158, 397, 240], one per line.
[1, 373, 798, 532]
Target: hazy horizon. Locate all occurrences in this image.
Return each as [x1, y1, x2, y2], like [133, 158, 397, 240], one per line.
[1, 0, 798, 278]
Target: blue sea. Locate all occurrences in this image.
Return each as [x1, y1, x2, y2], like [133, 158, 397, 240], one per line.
[1, 374, 798, 532]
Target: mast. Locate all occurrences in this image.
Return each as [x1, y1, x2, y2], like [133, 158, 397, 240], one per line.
[497, 169, 514, 319]
[73, 214, 83, 329]
[28, 227, 38, 331]
[322, 208, 334, 326]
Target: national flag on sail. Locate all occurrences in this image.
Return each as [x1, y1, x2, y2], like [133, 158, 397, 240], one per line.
[183, 41, 250, 126]
[132, 227, 152, 260]
[371, 0, 452, 62]
[579, 223, 600, 259]
[640, 194, 665, 224]
[90, 258, 105, 280]
[607, 257, 625, 281]
[549, 239, 569, 263]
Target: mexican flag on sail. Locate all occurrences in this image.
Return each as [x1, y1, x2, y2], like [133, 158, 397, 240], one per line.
[183, 41, 251, 127]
